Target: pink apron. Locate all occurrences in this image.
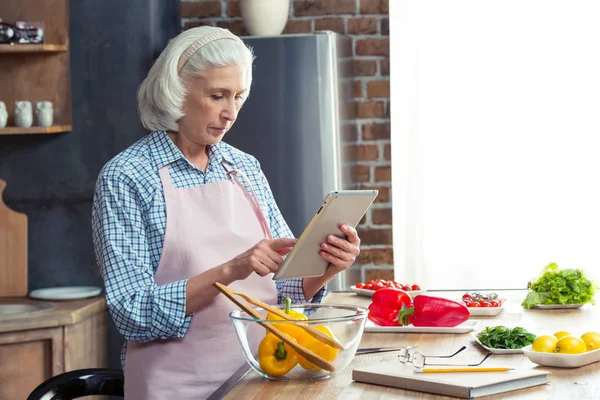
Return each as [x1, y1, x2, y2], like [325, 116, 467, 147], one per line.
[124, 160, 278, 399]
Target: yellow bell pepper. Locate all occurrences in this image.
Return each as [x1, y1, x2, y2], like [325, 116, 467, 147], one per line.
[265, 298, 308, 339]
[258, 334, 299, 377]
[297, 326, 340, 371]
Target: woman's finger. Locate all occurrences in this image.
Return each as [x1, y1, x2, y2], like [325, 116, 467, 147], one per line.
[321, 242, 356, 262]
[319, 250, 351, 269]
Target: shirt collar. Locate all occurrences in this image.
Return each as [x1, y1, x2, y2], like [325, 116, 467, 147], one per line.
[149, 130, 234, 169]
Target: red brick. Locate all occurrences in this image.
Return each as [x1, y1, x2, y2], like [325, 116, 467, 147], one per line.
[365, 266, 395, 278]
[353, 60, 377, 76]
[346, 145, 379, 161]
[362, 122, 390, 140]
[181, 1, 222, 18]
[380, 59, 389, 76]
[356, 38, 389, 56]
[381, 17, 389, 35]
[351, 165, 371, 182]
[184, 20, 214, 30]
[342, 123, 359, 142]
[367, 80, 389, 97]
[372, 208, 392, 224]
[375, 166, 391, 181]
[359, 248, 394, 264]
[352, 81, 362, 98]
[294, 0, 356, 16]
[347, 17, 378, 35]
[360, 0, 389, 14]
[383, 144, 391, 161]
[356, 101, 384, 118]
[315, 17, 345, 33]
[216, 20, 248, 36]
[284, 19, 313, 33]
[228, 1, 241, 17]
[357, 228, 393, 245]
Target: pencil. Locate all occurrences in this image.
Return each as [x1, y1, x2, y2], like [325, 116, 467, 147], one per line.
[416, 367, 514, 373]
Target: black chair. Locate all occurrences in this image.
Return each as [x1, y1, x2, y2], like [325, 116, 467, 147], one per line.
[27, 368, 124, 400]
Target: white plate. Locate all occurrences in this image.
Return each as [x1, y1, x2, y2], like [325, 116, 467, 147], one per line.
[533, 304, 583, 310]
[29, 286, 103, 300]
[469, 332, 525, 354]
[522, 345, 600, 368]
[466, 300, 506, 317]
[350, 285, 426, 298]
[364, 319, 479, 333]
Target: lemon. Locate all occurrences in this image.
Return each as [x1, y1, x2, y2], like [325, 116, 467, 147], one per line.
[553, 331, 571, 340]
[532, 335, 558, 353]
[555, 336, 587, 354]
[580, 331, 600, 352]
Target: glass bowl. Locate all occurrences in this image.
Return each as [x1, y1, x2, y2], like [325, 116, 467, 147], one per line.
[229, 303, 368, 381]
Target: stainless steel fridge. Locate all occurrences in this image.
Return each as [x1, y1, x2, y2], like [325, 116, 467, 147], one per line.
[225, 32, 353, 291]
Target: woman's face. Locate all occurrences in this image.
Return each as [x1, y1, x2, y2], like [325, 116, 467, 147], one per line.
[178, 65, 248, 146]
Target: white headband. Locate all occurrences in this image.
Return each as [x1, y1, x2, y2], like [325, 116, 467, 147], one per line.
[177, 29, 243, 74]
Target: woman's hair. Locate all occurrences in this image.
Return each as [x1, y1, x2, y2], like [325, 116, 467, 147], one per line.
[137, 26, 254, 132]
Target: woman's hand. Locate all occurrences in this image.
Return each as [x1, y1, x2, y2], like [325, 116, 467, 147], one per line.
[320, 224, 361, 275]
[226, 238, 297, 281]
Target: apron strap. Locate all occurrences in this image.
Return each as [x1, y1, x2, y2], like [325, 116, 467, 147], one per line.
[158, 165, 175, 190]
[221, 160, 273, 240]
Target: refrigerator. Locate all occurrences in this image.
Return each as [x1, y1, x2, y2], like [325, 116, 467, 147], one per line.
[225, 32, 353, 291]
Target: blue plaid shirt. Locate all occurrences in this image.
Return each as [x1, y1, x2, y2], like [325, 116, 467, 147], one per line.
[91, 131, 326, 365]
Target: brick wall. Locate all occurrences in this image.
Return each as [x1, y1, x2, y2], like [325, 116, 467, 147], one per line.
[180, 0, 392, 283]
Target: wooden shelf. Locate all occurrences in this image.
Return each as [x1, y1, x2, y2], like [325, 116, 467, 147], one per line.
[0, 125, 72, 135]
[0, 44, 68, 53]
[0, 0, 72, 136]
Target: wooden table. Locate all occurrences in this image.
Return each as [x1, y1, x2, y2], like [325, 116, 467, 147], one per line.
[222, 290, 600, 399]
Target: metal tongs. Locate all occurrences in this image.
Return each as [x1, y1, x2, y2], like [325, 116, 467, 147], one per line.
[214, 282, 345, 372]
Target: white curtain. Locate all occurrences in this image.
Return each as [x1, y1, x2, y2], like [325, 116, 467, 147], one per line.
[390, 0, 600, 290]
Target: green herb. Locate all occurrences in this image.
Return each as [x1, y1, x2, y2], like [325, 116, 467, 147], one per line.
[521, 262, 597, 309]
[477, 325, 536, 349]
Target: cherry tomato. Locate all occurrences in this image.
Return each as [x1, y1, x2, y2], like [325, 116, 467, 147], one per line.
[356, 283, 364, 289]
[490, 299, 500, 307]
[468, 302, 480, 307]
[411, 284, 421, 291]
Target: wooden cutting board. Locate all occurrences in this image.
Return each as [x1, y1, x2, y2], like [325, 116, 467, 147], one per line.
[0, 178, 28, 297]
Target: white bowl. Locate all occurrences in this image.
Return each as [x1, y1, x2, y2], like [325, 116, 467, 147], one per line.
[522, 345, 600, 368]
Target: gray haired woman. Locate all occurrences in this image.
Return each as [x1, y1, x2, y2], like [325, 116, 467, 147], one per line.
[92, 26, 361, 399]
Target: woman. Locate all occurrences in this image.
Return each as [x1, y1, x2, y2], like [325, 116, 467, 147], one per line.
[91, 27, 361, 399]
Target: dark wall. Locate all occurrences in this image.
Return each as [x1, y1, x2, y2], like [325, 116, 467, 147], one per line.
[0, 0, 180, 369]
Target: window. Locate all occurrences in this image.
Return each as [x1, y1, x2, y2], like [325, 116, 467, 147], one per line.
[390, 0, 600, 289]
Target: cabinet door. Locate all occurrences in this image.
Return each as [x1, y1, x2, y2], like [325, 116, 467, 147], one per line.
[0, 327, 63, 400]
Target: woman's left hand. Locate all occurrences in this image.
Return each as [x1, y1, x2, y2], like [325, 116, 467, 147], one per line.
[319, 224, 361, 274]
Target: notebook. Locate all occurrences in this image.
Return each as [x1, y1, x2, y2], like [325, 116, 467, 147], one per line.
[352, 365, 550, 399]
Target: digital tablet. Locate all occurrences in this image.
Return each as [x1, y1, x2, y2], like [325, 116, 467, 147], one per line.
[273, 190, 378, 280]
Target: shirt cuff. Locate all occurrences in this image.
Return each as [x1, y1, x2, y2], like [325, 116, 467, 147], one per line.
[277, 278, 328, 304]
[151, 279, 193, 338]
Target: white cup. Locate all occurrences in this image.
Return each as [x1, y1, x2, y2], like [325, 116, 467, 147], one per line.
[0, 101, 7, 128]
[35, 101, 54, 127]
[15, 101, 33, 128]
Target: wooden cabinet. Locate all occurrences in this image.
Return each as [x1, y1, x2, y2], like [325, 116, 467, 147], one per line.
[0, 297, 108, 400]
[0, 0, 72, 135]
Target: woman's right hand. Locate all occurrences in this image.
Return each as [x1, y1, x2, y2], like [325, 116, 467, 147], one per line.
[226, 238, 297, 281]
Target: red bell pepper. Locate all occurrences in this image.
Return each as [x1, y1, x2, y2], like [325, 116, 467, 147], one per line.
[398, 295, 470, 327]
[367, 288, 413, 326]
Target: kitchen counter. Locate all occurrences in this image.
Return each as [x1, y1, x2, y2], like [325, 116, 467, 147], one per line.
[221, 290, 600, 399]
[0, 295, 107, 333]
